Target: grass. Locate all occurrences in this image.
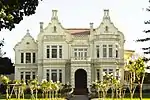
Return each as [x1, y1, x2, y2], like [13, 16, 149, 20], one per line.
[91, 98, 150, 100]
[0, 98, 66, 100]
[0, 98, 150, 100]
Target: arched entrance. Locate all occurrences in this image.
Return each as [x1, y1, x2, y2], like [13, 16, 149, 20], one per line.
[75, 69, 87, 89]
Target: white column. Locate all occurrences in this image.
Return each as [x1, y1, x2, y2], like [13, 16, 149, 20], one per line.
[95, 69, 97, 81]
[43, 68, 46, 79]
[71, 67, 75, 88]
[100, 68, 103, 81]
[31, 53, 33, 63]
[50, 46, 51, 58]
[113, 68, 115, 76]
[57, 46, 59, 58]
[107, 45, 108, 58]
[31, 72, 33, 80]
[99, 44, 102, 58]
[87, 67, 91, 88]
[24, 53, 25, 63]
[15, 68, 20, 80]
[63, 68, 65, 84]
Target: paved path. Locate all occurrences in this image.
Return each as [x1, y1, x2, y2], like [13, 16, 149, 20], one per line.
[69, 95, 89, 100]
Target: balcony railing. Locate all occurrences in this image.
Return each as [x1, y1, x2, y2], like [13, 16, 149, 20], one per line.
[71, 57, 91, 61]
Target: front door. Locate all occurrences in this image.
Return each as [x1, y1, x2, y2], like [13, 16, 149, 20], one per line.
[75, 69, 87, 89]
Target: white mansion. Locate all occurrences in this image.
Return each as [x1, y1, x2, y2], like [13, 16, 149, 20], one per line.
[14, 9, 125, 89]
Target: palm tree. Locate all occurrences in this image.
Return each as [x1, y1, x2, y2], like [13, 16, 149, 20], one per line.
[0, 75, 10, 100]
[41, 79, 48, 99]
[28, 79, 39, 99]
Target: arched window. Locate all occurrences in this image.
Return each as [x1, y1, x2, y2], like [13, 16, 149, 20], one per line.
[53, 26, 57, 32]
[105, 26, 108, 32]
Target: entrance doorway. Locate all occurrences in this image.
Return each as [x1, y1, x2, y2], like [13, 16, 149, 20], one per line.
[75, 69, 87, 89]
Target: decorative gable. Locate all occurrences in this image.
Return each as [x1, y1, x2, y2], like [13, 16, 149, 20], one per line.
[14, 30, 37, 51]
[37, 10, 70, 42]
[95, 10, 119, 34]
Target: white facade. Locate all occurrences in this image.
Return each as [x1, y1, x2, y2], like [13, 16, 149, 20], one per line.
[14, 9, 125, 89]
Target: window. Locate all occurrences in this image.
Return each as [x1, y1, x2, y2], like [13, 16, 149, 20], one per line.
[116, 69, 119, 80]
[46, 69, 50, 81]
[53, 26, 57, 32]
[59, 69, 62, 82]
[26, 53, 31, 63]
[51, 46, 57, 58]
[116, 45, 118, 58]
[21, 53, 24, 63]
[84, 52, 87, 58]
[20, 72, 24, 80]
[109, 45, 113, 57]
[74, 52, 77, 59]
[103, 69, 113, 75]
[96, 69, 100, 81]
[103, 69, 107, 74]
[32, 72, 35, 79]
[33, 53, 36, 63]
[47, 46, 50, 58]
[103, 45, 107, 57]
[25, 72, 31, 83]
[59, 46, 62, 58]
[73, 48, 88, 60]
[105, 26, 108, 32]
[109, 69, 113, 74]
[96, 45, 100, 58]
[51, 70, 57, 82]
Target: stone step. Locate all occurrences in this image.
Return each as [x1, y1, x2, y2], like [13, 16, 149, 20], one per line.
[69, 95, 89, 100]
[73, 88, 88, 95]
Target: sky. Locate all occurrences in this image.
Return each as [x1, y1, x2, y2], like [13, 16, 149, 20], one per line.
[0, 0, 149, 62]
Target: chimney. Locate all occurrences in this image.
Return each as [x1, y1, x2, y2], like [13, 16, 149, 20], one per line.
[26, 29, 30, 35]
[103, 9, 110, 18]
[51, 10, 58, 20]
[90, 22, 93, 32]
[40, 22, 43, 32]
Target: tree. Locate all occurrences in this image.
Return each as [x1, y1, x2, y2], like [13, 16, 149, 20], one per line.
[136, 1, 150, 56]
[0, 0, 42, 31]
[0, 39, 14, 74]
[0, 57, 14, 74]
[0, 75, 10, 100]
[126, 57, 146, 100]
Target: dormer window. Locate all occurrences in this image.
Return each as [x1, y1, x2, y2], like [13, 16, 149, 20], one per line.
[53, 26, 57, 32]
[105, 26, 108, 32]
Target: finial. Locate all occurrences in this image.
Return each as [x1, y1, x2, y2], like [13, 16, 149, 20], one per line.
[27, 29, 29, 33]
[26, 29, 30, 35]
[51, 10, 58, 20]
[90, 23, 93, 28]
[40, 22, 44, 32]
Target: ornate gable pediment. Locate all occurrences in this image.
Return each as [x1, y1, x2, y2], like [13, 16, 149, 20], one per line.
[43, 35, 66, 41]
[95, 10, 119, 35]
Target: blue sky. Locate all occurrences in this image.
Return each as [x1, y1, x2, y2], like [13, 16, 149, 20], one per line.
[0, 0, 149, 61]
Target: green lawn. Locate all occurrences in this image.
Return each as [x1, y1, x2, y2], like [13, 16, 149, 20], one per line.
[0, 98, 150, 100]
[0, 98, 66, 100]
[1, 98, 150, 100]
[92, 98, 150, 100]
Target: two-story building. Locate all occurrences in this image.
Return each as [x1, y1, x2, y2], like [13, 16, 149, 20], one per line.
[14, 9, 125, 90]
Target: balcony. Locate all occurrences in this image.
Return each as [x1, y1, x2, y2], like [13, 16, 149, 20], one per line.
[43, 59, 67, 64]
[93, 58, 124, 64]
[71, 57, 91, 61]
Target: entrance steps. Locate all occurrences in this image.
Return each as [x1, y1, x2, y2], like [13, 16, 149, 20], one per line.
[73, 88, 89, 95]
[69, 95, 90, 100]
